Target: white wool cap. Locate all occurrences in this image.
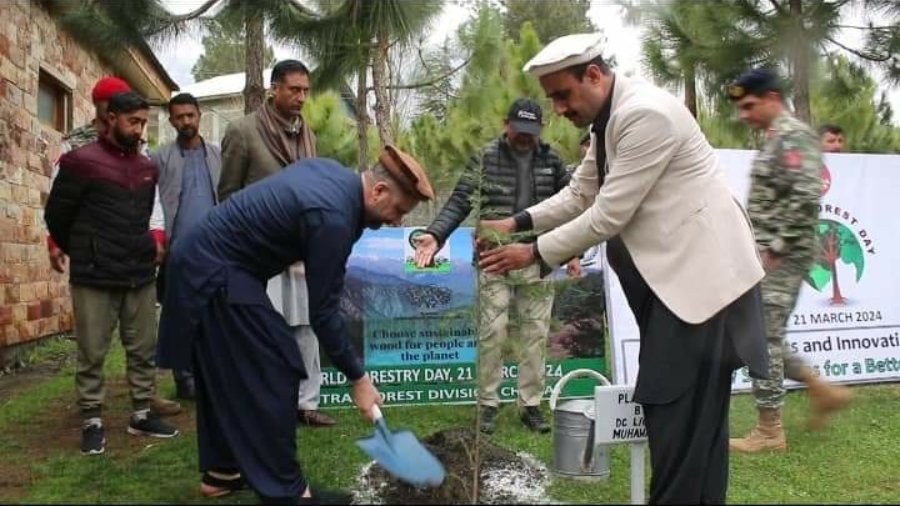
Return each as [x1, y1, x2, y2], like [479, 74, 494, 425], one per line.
[523, 32, 606, 77]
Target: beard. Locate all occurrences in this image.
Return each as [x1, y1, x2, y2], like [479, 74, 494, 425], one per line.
[510, 140, 534, 153]
[176, 126, 197, 140]
[113, 127, 141, 151]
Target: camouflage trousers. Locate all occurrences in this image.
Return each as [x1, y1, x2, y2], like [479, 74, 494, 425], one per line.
[753, 256, 812, 409]
[477, 264, 554, 408]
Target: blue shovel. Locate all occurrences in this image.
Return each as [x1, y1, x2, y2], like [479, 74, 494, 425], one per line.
[356, 405, 446, 488]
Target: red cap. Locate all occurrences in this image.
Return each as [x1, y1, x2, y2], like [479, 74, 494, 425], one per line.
[92, 76, 131, 102]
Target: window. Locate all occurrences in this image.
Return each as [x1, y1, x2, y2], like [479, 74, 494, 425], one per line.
[37, 69, 72, 133]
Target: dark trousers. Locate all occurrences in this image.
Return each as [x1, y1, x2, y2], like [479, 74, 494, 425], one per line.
[640, 317, 738, 504]
[157, 260, 194, 385]
[192, 290, 307, 503]
[608, 238, 761, 504]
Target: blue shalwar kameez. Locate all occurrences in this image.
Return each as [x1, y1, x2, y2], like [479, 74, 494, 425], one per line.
[157, 158, 367, 503]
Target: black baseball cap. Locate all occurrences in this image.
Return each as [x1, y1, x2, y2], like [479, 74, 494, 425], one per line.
[507, 98, 543, 135]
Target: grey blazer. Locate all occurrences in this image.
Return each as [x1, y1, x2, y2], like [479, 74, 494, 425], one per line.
[151, 138, 222, 238]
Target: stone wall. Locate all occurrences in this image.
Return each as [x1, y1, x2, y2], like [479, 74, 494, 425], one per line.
[0, 0, 116, 349]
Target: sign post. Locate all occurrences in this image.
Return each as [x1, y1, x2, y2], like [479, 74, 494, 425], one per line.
[594, 385, 647, 505]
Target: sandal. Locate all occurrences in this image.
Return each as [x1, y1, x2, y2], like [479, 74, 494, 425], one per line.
[200, 471, 247, 498]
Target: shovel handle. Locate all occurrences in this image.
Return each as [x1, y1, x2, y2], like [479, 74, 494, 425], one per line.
[372, 404, 384, 423]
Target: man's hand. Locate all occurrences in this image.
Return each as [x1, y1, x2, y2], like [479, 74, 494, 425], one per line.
[154, 242, 166, 266]
[478, 243, 535, 274]
[566, 257, 582, 278]
[475, 218, 516, 252]
[351, 374, 383, 422]
[413, 232, 440, 268]
[761, 249, 783, 273]
[478, 218, 516, 235]
[49, 248, 67, 274]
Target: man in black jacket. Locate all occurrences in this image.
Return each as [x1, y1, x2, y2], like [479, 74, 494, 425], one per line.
[414, 98, 571, 434]
[45, 91, 179, 456]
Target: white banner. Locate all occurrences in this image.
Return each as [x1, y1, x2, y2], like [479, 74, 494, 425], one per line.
[606, 150, 900, 389]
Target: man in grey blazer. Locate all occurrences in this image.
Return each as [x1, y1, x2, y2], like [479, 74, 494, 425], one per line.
[479, 33, 768, 504]
[218, 60, 334, 427]
[153, 93, 222, 400]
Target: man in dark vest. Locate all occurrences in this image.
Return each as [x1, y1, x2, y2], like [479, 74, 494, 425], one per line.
[414, 98, 572, 434]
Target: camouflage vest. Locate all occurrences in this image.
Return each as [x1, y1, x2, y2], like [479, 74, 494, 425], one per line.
[62, 123, 99, 152]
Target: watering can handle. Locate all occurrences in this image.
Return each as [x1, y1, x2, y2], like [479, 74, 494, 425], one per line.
[549, 368, 611, 411]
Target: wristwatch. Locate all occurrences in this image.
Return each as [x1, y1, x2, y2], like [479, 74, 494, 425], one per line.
[532, 242, 552, 278]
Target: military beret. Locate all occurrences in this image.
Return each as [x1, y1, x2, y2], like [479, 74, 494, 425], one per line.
[378, 145, 435, 200]
[523, 33, 606, 77]
[727, 68, 782, 100]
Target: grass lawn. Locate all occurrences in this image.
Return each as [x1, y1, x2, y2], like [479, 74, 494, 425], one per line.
[0, 337, 897, 504]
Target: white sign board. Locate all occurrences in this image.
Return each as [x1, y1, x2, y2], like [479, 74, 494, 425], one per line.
[593, 385, 647, 444]
[607, 151, 900, 390]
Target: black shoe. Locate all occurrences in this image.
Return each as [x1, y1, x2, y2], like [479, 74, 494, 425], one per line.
[200, 470, 247, 498]
[127, 410, 179, 438]
[520, 406, 551, 433]
[479, 406, 500, 434]
[297, 409, 337, 427]
[81, 420, 106, 456]
[297, 487, 353, 505]
[175, 378, 196, 400]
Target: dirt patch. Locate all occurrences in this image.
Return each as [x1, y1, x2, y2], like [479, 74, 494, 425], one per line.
[0, 373, 194, 501]
[353, 427, 552, 504]
[0, 336, 75, 400]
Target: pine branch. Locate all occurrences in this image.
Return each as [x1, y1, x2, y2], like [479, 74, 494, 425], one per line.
[834, 24, 897, 31]
[826, 35, 891, 62]
[767, 0, 787, 16]
[367, 57, 471, 92]
[163, 0, 220, 23]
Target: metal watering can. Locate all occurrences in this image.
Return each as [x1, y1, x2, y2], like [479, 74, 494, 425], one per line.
[549, 368, 612, 480]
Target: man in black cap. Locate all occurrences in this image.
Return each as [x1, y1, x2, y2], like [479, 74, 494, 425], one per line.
[413, 98, 572, 434]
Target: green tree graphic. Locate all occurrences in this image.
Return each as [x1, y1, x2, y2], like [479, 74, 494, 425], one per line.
[806, 220, 865, 305]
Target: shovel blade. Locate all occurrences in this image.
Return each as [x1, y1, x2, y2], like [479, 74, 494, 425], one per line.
[357, 421, 445, 488]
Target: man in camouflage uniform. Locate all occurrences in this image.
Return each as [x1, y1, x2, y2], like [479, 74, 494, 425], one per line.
[727, 69, 852, 453]
[49, 76, 179, 418]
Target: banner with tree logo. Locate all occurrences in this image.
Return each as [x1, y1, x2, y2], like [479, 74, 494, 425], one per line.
[320, 227, 608, 407]
[607, 150, 900, 389]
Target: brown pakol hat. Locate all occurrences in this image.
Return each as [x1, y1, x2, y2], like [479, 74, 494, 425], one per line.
[378, 145, 434, 200]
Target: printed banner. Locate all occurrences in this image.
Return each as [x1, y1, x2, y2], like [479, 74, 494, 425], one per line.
[320, 227, 609, 407]
[606, 150, 900, 389]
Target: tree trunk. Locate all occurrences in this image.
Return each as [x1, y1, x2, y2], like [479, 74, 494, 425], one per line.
[684, 63, 698, 118]
[789, 0, 811, 123]
[830, 262, 845, 305]
[825, 229, 846, 305]
[243, 13, 266, 115]
[356, 64, 370, 171]
[371, 33, 394, 146]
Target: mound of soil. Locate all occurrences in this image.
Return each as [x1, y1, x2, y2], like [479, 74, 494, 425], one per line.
[354, 427, 550, 505]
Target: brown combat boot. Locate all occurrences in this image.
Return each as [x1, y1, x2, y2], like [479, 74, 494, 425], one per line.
[800, 370, 853, 431]
[729, 407, 787, 453]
